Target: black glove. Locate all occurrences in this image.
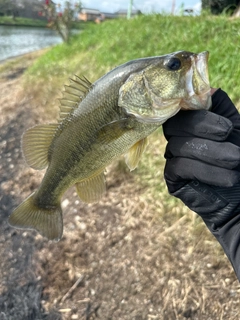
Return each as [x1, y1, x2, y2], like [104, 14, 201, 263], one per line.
[163, 89, 240, 279]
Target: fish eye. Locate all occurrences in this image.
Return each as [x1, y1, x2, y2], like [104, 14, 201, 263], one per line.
[165, 57, 181, 71]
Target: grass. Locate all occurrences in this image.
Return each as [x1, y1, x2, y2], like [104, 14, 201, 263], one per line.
[26, 14, 240, 104]
[0, 16, 47, 27]
[0, 15, 87, 29]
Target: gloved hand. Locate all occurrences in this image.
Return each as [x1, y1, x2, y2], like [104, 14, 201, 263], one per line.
[163, 89, 240, 279]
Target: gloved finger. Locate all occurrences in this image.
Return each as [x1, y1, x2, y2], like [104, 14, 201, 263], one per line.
[164, 157, 240, 188]
[165, 137, 240, 169]
[212, 89, 240, 128]
[163, 110, 233, 141]
[165, 180, 240, 228]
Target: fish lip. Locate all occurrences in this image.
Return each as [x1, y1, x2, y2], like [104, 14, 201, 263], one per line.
[194, 51, 210, 86]
[180, 92, 212, 111]
[182, 51, 211, 110]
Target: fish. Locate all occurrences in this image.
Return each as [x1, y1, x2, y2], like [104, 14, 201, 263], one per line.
[8, 51, 211, 241]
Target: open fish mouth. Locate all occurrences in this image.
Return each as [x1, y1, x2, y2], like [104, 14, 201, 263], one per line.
[181, 51, 211, 110]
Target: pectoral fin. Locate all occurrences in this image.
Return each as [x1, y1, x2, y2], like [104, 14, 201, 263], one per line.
[22, 123, 58, 170]
[97, 117, 135, 144]
[125, 137, 148, 171]
[75, 171, 106, 203]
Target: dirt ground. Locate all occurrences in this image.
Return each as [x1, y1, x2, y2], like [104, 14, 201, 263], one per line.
[0, 54, 240, 320]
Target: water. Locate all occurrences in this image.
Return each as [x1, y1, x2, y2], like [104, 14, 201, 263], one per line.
[0, 25, 62, 62]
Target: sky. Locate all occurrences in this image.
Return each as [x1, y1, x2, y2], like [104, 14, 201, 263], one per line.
[80, 0, 201, 14]
[59, 0, 202, 15]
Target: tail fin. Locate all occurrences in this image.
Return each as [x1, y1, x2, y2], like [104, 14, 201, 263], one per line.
[8, 193, 63, 241]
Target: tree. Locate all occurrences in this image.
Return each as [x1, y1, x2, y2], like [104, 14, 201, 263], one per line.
[202, 0, 240, 15]
[0, 0, 18, 19]
[38, 1, 82, 43]
[233, 3, 240, 16]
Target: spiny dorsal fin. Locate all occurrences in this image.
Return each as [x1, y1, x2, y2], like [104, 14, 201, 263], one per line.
[59, 75, 92, 121]
[22, 123, 58, 170]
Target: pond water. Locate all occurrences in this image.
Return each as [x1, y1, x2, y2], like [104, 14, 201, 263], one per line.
[0, 25, 62, 62]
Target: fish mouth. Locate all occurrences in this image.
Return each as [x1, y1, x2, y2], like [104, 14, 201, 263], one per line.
[181, 51, 211, 110]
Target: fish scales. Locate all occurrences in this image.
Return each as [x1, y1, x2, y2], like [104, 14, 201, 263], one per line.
[9, 51, 212, 241]
[36, 58, 164, 204]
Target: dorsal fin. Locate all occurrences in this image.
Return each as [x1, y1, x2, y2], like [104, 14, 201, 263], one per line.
[59, 75, 92, 121]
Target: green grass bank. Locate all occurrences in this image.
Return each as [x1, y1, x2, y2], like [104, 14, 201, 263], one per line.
[0, 15, 85, 28]
[27, 14, 240, 104]
[0, 16, 47, 27]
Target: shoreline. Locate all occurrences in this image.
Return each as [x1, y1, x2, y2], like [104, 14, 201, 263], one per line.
[0, 16, 47, 28]
[0, 23, 47, 28]
[0, 21, 83, 29]
[0, 49, 48, 69]
[0, 48, 48, 64]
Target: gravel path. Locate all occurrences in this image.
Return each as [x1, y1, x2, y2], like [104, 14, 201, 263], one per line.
[0, 58, 51, 319]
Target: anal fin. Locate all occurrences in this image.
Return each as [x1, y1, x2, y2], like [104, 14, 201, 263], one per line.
[75, 171, 106, 203]
[125, 137, 148, 171]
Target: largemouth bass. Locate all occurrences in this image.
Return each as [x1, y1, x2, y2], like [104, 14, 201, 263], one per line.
[9, 51, 211, 241]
